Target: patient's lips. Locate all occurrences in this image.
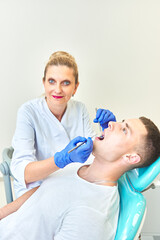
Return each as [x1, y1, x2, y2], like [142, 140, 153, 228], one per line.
[95, 135, 104, 141]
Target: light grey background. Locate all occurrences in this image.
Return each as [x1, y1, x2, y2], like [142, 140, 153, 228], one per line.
[0, 0, 160, 235]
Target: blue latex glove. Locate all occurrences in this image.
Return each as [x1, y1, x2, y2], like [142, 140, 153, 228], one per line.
[93, 109, 116, 131]
[54, 136, 93, 168]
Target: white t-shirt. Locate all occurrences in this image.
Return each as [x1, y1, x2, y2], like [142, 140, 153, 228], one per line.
[0, 164, 119, 240]
[11, 97, 95, 197]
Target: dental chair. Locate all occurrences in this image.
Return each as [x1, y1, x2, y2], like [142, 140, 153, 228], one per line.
[0, 147, 14, 203]
[0, 147, 160, 239]
[115, 156, 160, 240]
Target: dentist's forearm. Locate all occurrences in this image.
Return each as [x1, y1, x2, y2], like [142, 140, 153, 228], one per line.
[24, 156, 59, 184]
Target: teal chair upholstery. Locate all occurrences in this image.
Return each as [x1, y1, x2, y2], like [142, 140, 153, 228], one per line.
[115, 156, 160, 240]
[115, 174, 146, 240]
[126, 156, 160, 192]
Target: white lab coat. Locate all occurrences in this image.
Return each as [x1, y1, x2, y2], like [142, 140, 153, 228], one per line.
[11, 97, 95, 198]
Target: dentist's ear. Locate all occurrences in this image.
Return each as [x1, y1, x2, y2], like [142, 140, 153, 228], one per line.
[123, 154, 141, 165]
[72, 82, 79, 96]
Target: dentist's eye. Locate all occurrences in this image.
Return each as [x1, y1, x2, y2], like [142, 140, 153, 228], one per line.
[48, 79, 55, 84]
[62, 81, 70, 86]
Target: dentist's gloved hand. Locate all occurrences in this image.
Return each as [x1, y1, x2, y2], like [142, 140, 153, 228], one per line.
[93, 109, 116, 131]
[54, 136, 93, 168]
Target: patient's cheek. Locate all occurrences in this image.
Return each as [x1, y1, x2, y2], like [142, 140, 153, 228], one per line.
[92, 152, 95, 156]
[92, 146, 96, 156]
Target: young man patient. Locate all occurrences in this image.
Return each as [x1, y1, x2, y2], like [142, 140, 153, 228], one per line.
[0, 116, 160, 240]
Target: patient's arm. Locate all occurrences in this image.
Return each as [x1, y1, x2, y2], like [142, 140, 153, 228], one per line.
[0, 186, 39, 220]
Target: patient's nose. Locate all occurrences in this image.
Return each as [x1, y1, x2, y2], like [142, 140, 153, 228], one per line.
[108, 121, 114, 130]
[109, 121, 120, 131]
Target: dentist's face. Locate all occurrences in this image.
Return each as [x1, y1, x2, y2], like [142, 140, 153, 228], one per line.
[93, 119, 147, 161]
[43, 65, 79, 107]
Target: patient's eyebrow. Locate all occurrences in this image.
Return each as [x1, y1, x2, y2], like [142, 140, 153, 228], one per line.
[122, 119, 132, 134]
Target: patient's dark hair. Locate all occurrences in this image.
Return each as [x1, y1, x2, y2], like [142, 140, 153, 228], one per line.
[138, 117, 160, 167]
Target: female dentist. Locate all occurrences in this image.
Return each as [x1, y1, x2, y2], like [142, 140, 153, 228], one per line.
[10, 51, 116, 199]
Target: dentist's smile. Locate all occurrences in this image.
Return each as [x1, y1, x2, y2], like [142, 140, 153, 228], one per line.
[52, 95, 64, 99]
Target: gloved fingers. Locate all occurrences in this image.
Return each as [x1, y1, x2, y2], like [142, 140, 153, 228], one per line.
[99, 110, 112, 124]
[105, 113, 116, 123]
[94, 109, 113, 123]
[104, 110, 116, 122]
[93, 118, 98, 123]
[71, 136, 87, 146]
[75, 138, 93, 163]
[79, 137, 93, 152]
[93, 109, 103, 123]
[98, 110, 116, 125]
[97, 110, 107, 123]
[68, 137, 93, 164]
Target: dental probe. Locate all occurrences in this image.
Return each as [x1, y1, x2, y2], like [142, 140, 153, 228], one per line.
[95, 108, 102, 133]
[68, 134, 97, 153]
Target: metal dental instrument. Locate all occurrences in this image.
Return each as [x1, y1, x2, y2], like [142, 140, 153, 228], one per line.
[68, 134, 97, 153]
[68, 141, 86, 153]
[95, 108, 102, 134]
[68, 108, 102, 154]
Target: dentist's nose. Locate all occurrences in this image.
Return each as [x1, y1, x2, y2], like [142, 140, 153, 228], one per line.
[55, 83, 62, 93]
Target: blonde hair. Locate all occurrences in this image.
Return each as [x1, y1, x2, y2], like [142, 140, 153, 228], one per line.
[43, 51, 79, 84]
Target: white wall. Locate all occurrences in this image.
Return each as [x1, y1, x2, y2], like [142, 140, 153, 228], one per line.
[0, 0, 160, 235]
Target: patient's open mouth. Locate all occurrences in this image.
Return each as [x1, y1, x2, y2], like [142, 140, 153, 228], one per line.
[95, 134, 104, 141]
[98, 135, 104, 140]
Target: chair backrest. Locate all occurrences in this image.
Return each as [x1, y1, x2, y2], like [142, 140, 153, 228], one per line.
[0, 147, 14, 203]
[115, 173, 146, 240]
[115, 156, 160, 240]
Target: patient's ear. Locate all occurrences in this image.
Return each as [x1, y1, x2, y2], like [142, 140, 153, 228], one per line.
[123, 153, 141, 165]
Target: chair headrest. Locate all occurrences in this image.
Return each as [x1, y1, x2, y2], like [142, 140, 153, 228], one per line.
[126, 156, 160, 192]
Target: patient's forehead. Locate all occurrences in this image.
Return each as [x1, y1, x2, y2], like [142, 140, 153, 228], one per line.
[126, 118, 147, 136]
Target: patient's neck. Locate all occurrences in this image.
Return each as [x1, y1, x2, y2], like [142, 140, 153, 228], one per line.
[78, 158, 122, 186]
